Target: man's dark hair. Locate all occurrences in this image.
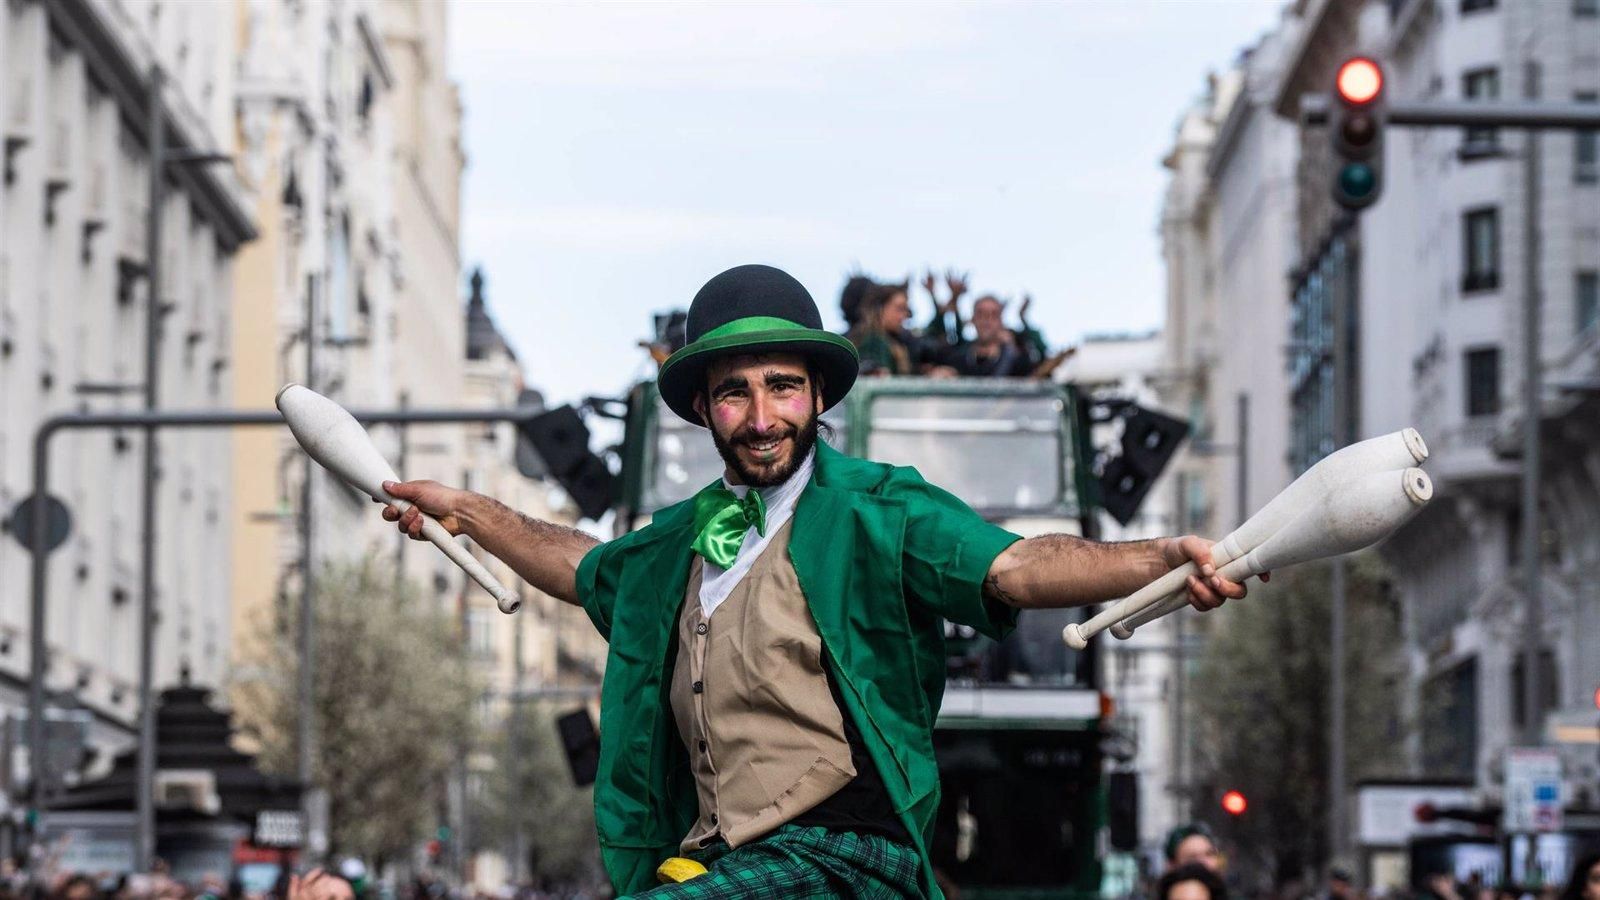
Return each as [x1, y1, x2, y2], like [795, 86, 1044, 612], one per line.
[1559, 851, 1600, 900]
[51, 875, 97, 900]
[859, 281, 910, 331]
[1163, 823, 1215, 862]
[840, 274, 876, 328]
[1157, 863, 1227, 900]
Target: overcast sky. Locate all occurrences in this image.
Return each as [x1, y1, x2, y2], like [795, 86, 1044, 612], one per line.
[448, 1, 1285, 407]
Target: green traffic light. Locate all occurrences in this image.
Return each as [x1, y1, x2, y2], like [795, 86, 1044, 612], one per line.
[1338, 163, 1376, 199]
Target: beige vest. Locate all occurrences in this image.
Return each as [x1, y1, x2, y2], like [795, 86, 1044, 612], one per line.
[669, 519, 856, 851]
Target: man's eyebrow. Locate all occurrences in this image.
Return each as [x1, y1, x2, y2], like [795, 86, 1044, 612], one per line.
[762, 370, 807, 386]
[709, 375, 749, 396]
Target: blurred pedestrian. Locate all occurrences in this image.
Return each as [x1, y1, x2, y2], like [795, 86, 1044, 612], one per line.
[287, 871, 354, 900]
[1163, 824, 1221, 873]
[49, 875, 96, 900]
[1326, 867, 1357, 900]
[1561, 853, 1600, 900]
[1158, 863, 1228, 900]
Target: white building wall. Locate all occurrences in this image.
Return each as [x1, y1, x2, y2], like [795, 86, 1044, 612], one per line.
[1, 0, 249, 747]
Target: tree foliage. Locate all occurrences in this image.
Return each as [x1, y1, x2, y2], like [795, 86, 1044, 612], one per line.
[232, 560, 477, 865]
[1190, 554, 1407, 887]
[470, 703, 602, 887]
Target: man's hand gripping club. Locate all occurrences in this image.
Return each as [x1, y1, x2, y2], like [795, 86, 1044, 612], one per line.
[378, 480, 599, 606]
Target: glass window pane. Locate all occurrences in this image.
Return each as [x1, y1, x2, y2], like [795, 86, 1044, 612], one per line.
[1464, 348, 1500, 417]
[865, 393, 1067, 514]
[1578, 272, 1599, 332]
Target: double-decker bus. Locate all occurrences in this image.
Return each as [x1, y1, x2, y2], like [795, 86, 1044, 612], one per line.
[613, 375, 1109, 899]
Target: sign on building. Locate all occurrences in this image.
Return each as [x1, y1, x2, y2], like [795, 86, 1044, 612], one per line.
[1504, 747, 1563, 833]
[252, 810, 304, 849]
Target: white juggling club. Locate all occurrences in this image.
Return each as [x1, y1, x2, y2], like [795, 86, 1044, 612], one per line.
[1063, 464, 1432, 650]
[1108, 427, 1428, 639]
[276, 383, 521, 614]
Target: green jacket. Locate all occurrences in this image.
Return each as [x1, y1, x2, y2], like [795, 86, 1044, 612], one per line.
[575, 441, 1022, 897]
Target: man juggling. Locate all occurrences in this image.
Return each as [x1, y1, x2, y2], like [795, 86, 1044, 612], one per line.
[378, 264, 1250, 899]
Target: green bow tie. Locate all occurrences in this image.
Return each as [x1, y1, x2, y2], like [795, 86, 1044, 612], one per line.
[690, 484, 767, 569]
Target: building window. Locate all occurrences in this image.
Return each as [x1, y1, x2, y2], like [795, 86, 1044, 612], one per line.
[1461, 0, 1495, 11]
[1577, 0, 1598, 16]
[1421, 659, 1478, 780]
[1578, 271, 1599, 333]
[467, 608, 494, 659]
[1577, 92, 1598, 184]
[1462, 68, 1500, 155]
[1464, 347, 1500, 417]
[1462, 207, 1500, 292]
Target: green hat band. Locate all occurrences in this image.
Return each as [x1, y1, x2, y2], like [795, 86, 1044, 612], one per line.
[697, 315, 809, 341]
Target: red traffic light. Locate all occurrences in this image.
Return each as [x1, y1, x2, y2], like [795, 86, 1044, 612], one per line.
[1337, 58, 1383, 105]
[1415, 802, 1438, 823]
[1221, 790, 1248, 815]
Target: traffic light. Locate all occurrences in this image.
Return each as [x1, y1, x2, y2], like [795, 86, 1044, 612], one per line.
[1108, 771, 1140, 852]
[1221, 790, 1248, 816]
[1330, 56, 1385, 210]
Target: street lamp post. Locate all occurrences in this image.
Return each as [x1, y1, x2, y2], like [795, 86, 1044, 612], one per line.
[133, 61, 167, 876]
[27, 405, 543, 865]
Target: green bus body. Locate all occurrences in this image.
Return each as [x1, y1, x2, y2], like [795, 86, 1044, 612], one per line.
[615, 377, 1107, 899]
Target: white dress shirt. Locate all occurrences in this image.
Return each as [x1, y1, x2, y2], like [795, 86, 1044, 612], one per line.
[698, 448, 816, 618]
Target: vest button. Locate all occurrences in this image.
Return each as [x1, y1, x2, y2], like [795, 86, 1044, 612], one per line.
[698, 740, 708, 753]
[695, 622, 708, 635]
[710, 813, 718, 826]
[692, 681, 704, 694]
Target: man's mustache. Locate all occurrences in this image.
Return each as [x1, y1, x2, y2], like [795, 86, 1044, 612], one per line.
[731, 428, 795, 447]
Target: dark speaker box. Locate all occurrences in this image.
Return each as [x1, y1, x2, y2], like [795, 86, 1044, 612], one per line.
[555, 708, 600, 787]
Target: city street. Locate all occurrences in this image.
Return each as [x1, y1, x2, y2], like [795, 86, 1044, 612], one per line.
[2, 1, 1598, 900]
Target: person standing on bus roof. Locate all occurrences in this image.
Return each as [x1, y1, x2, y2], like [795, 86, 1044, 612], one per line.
[377, 264, 1254, 900]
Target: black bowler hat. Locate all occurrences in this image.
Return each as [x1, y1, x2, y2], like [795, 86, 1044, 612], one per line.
[657, 265, 859, 425]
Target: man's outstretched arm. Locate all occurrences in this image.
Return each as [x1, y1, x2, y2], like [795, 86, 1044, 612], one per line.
[982, 534, 1256, 612]
[380, 480, 599, 605]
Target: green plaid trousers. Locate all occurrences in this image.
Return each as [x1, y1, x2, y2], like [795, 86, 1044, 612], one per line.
[622, 825, 925, 899]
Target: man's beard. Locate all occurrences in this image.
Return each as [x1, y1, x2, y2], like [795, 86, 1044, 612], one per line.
[710, 412, 820, 488]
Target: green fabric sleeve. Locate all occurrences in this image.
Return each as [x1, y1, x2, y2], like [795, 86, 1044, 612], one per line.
[887, 467, 1022, 640]
[574, 541, 614, 642]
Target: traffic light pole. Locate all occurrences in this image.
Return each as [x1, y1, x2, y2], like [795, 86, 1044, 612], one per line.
[1518, 62, 1544, 749]
[25, 404, 542, 844]
[1305, 82, 1593, 864]
[1302, 96, 1600, 130]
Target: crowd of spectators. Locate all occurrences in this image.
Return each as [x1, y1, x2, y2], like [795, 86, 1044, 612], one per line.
[839, 269, 1071, 380]
[15, 861, 607, 900]
[637, 268, 1074, 381]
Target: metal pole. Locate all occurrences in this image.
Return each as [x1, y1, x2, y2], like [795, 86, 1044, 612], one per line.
[1328, 232, 1353, 865]
[134, 64, 167, 873]
[457, 466, 473, 886]
[299, 277, 318, 849]
[508, 584, 525, 884]
[1236, 393, 1249, 527]
[27, 436, 53, 839]
[394, 392, 409, 599]
[1520, 60, 1545, 748]
[24, 405, 542, 836]
[1169, 468, 1189, 823]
